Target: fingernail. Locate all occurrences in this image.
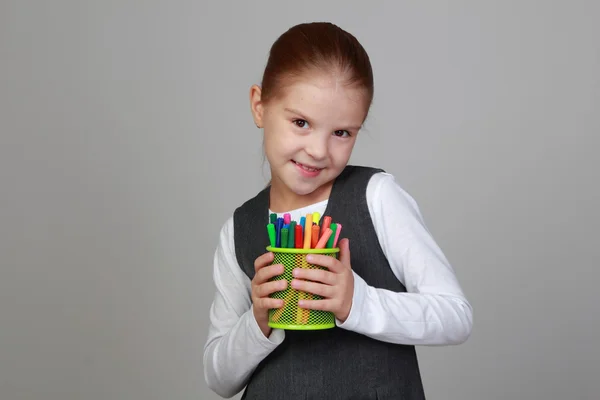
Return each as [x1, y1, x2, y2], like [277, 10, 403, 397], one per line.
[292, 268, 298, 277]
[306, 255, 313, 262]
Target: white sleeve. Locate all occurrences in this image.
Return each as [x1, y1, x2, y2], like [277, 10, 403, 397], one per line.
[203, 217, 285, 398]
[336, 172, 473, 346]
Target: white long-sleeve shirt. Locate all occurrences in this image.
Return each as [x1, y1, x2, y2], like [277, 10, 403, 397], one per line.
[203, 172, 473, 398]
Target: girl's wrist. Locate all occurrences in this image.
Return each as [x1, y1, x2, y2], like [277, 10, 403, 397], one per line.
[253, 307, 271, 337]
[257, 319, 271, 338]
[261, 325, 272, 338]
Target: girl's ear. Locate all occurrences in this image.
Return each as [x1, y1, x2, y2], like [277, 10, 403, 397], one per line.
[249, 85, 264, 128]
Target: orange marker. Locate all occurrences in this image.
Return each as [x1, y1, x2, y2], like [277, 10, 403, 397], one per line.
[311, 225, 320, 248]
[321, 216, 332, 239]
[315, 228, 333, 249]
[303, 213, 313, 248]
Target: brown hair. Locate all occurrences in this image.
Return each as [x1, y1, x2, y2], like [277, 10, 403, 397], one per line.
[260, 22, 374, 108]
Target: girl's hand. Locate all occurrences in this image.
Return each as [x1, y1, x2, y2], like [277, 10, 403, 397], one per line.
[251, 252, 287, 337]
[291, 238, 354, 322]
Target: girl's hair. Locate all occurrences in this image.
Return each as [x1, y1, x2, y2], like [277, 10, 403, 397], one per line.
[260, 22, 374, 108]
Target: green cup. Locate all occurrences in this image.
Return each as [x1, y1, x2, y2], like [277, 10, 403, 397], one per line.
[266, 246, 339, 330]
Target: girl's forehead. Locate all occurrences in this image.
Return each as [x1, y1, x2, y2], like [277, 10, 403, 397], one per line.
[275, 75, 369, 123]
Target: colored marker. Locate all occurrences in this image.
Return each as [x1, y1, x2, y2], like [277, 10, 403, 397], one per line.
[333, 223, 342, 248]
[283, 223, 290, 243]
[300, 216, 306, 232]
[311, 224, 320, 248]
[281, 228, 289, 249]
[326, 223, 337, 248]
[284, 213, 291, 225]
[270, 213, 277, 224]
[287, 221, 296, 248]
[315, 228, 332, 249]
[295, 224, 303, 248]
[312, 212, 320, 225]
[321, 216, 332, 238]
[267, 223, 276, 247]
[276, 218, 283, 247]
[303, 213, 313, 248]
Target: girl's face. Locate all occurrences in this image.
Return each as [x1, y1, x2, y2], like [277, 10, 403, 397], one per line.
[250, 72, 370, 211]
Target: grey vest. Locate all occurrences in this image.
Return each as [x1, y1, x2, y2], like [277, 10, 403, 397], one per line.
[233, 165, 426, 400]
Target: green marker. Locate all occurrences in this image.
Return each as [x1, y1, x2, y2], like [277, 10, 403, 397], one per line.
[270, 213, 277, 224]
[281, 228, 289, 249]
[326, 223, 337, 248]
[267, 223, 276, 247]
[287, 221, 296, 248]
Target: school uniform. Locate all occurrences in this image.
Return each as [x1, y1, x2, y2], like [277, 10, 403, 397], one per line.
[204, 166, 472, 399]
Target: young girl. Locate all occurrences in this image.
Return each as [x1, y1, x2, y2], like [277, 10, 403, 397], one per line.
[203, 22, 473, 400]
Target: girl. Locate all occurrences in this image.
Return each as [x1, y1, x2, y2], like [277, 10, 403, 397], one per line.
[203, 22, 473, 400]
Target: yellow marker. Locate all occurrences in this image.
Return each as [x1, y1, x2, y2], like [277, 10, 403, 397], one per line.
[303, 213, 313, 248]
[312, 212, 320, 225]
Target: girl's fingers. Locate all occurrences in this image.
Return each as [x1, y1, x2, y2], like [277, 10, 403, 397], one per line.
[257, 297, 284, 310]
[337, 238, 351, 266]
[291, 279, 333, 298]
[297, 297, 335, 312]
[256, 279, 287, 298]
[292, 268, 335, 285]
[254, 252, 274, 272]
[305, 254, 344, 273]
[254, 263, 284, 284]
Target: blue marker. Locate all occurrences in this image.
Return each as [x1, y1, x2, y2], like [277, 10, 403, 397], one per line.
[276, 217, 283, 247]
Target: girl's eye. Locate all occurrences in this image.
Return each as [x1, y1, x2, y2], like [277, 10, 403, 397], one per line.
[293, 119, 309, 129]
[333, 130, 351, 138]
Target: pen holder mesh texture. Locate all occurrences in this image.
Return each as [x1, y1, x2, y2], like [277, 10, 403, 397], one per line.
[266, 246, 339, 330]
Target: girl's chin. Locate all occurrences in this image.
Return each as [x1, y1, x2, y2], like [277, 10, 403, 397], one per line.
[272, 166, 336, 196]
[288, 179, 334, 199]
[287, 183, 320, 197]
[273, 178, 321, 197]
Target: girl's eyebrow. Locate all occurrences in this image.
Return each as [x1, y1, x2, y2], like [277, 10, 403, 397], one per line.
[284, 108, 309, 119]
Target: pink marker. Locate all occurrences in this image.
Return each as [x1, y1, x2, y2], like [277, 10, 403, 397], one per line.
[315, 228, 333, 249]
[333, 223, 342, 247]
[283, 213, 291, 225]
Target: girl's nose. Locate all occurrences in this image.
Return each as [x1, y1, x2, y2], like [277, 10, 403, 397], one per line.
[305, 136, 328, 161]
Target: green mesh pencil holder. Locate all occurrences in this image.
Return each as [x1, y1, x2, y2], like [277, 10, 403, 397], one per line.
[266, 246, 339, 330]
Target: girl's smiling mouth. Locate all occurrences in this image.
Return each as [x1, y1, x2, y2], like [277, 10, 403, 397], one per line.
[292, 160, 324, 176]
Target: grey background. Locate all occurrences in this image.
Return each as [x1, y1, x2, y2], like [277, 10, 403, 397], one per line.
[1, 1, 599, 399]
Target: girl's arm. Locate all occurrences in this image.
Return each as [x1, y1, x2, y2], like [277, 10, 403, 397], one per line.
[336, 172, 473, 345]
[203, 218, 285, 398]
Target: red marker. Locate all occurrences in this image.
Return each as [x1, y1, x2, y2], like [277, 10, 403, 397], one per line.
[295, 225, 303, 248]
